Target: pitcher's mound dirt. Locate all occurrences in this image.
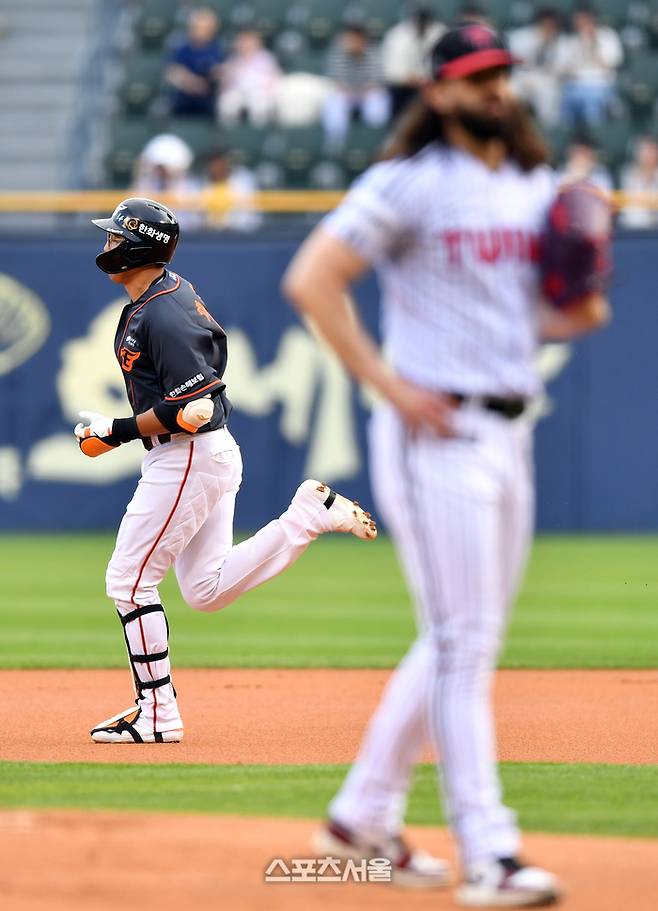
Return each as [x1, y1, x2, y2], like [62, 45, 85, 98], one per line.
[1, 668, 657, 765]
[2, 810, 657, 911]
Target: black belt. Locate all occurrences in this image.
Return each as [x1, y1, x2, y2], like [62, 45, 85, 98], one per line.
[448, 394, 528, 420]
[142, 433, 172, 451]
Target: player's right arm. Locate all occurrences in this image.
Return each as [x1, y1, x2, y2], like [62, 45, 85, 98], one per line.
[283, 164, 456, 435]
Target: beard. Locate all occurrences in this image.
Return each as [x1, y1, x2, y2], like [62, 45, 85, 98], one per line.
[453, 106, 515, 142]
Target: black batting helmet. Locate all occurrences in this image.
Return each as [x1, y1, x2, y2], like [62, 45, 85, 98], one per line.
[92, 197, 180, 274]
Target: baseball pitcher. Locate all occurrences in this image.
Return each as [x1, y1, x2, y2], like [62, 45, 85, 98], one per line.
[284, 23, 610, 908]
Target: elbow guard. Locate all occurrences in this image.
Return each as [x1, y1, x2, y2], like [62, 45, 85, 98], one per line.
[153, 397, 215, 434]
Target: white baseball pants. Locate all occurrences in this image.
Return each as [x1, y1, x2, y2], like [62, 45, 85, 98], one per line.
[105, 427, 334, 733]
[329, 402, 534, 866]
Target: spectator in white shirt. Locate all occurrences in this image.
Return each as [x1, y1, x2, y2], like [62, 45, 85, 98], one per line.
[381, 3, 445, 118]
[508, 8, 562, 127]
[555, 4, 623, 126]
[620, 136, 658, 229]
[558, 134, 613, 192]
[218, 29, 281, 127]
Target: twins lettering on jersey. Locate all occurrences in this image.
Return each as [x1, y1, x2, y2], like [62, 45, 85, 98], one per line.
[439, 228, 540, 266]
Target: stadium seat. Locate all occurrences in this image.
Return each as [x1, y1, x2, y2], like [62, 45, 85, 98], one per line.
[119, 53, 164, 116]
[251, 0, 291, 40]
[619, 52, 658, 120]
[160, 119, 217, 157]
[218, 124, 270, 167]
[599, 0, 635, 28]
[308, 159, 348, 189]
[484, 0, 534, 30]
[341, 123, 388, 180]
[590, 119, 633, 172]
[538, 124, 571, 166]
[258, 124, 324, 185]
[273, 29, 311, 70]
[253, 159, 287, 189]
[136, 0, 181, 50]
[106, 120, 154, 187]
[341, 0, 401, 39]
[281, 48, 326, 76]
[289, 0, 350, 48]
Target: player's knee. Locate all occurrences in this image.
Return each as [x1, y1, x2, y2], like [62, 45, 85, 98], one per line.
[427, 624, 499, 668]
[179, 576, 233, 613]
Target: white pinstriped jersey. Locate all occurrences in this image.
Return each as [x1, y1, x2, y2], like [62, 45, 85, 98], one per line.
[323, 143, 557, 396]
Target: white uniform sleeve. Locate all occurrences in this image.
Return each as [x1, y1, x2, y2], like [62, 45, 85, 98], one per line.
[322, 159, 414, 264]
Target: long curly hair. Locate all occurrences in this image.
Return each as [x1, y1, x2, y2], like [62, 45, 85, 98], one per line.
[380, 96, 549, 173]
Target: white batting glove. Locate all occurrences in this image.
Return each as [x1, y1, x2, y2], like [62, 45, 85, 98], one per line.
[74, 410, 114, 440]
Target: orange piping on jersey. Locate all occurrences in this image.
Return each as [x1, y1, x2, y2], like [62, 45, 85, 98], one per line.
[115, 274, 182, 360]
[164, 379, 222, 402]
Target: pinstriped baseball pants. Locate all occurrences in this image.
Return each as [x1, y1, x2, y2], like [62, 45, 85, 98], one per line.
[329, 401, 534, 865]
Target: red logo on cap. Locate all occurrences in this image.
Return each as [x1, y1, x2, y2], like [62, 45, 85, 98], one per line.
[464, 24, 495, 47]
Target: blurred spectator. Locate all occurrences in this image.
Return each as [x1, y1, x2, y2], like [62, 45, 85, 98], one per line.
[165, 7, 225, 118]
[133, 134, 202, 230]
[508, 8, 562, 127]
[554, 4, 623, 126]
[134, 134, 196, 195]
[201, 147, 261, 232]
[322, 24, 390, 152]
[620, 136, 658, 229]
[381, 4, 445, 118]
[218, 30, 281, 127]
[558, 134, 613, 192]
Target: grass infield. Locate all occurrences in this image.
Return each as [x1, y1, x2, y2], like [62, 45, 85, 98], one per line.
[2, 534, 658, 669]
[0, 761, 656, 838]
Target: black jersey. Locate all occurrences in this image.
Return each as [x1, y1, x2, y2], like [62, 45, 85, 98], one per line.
[113, 269, 231, 440]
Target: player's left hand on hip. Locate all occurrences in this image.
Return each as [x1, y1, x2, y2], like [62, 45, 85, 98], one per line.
[74, 410, 121, 458]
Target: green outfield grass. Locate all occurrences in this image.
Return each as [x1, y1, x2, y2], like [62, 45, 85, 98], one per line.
[1, 760, 656, 838]
[1, 534, 657, 669]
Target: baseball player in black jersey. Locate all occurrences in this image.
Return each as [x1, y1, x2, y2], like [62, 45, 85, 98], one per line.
[80, 197, 376, 745]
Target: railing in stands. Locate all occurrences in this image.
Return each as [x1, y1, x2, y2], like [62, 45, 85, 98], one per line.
[0, 190, 344, 213]
[0, 190, 653, 213]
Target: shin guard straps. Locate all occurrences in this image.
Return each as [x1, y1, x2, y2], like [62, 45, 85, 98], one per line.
[118, 603, 173, 697]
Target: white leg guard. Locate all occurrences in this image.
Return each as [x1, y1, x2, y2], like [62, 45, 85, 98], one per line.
[115, 601, 183, 735]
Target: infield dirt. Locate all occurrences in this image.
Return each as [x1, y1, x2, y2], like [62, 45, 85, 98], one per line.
[2, 810, 657, 911]
[1, 667, 657, 764]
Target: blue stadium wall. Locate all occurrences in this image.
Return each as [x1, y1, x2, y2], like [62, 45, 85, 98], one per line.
[0, 230, 656, 532]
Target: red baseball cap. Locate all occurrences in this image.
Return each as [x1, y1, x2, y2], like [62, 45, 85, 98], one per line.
[431, 23, 519, 80]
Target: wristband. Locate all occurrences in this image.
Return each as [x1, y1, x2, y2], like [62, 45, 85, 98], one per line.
[111, 416, 140, 443]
